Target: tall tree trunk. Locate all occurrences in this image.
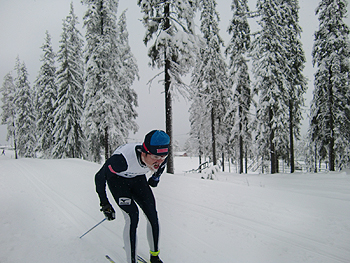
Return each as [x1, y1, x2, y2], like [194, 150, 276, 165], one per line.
[99, 0, 104, 35]
[328, 66, 335, 171]
[239, 105, 243, 174]
[165, 71, 173, 173]
[164, 3, 174, 174]
[289, 99, 295, 173]
[328, 99, 335, 171]
[104, 126, 109, 161]
[269, 107, 276, 174]
[198, 132, 202, 172]
[211, 106, 217, 165]
[239, 134, 244, 174]
[239, 129, 243, 174]
[244, 144, 248, 174]
[314, 143, 317, 173]
[222, 151, 225, 171]
[13, 124, 18, 159]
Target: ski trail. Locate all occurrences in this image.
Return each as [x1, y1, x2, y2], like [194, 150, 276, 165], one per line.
[13, 159, 127, 263]
[2, 158, 350, 263]
[15, 160, 97, 233]
[156, 175, 350, 263]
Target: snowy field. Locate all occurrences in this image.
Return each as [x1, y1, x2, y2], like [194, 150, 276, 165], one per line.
[1, 152, 350, 263]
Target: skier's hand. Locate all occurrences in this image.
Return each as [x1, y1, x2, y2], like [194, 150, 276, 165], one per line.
[148, 174, 160, 187]
[100, 203, 116, 221]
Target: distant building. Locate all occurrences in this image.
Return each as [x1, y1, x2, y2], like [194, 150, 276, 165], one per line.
[174, 152, 188, 157]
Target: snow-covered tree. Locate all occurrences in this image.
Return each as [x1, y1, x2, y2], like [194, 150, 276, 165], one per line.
[0, 72, 18, 158]
[188, 91, 212, 162]
[52, 2, 85, 159]
[225, 0, 252, 173]
[110, 9, 139, 151]
[310, 0, 350, 171]
[288, 1, 307, 172]
[278, 0, 307, 173]
[251, 0, 305, 173]
[34, 31, 57, 157]
[138, 0, 200, 173]
[252, 0, 281, 174]
[189, 0, 231, 166]
[82, 0, 138, 162]
[14, 59, 36, 158]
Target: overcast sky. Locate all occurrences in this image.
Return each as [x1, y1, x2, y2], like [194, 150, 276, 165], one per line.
[0, 0, 349, 147]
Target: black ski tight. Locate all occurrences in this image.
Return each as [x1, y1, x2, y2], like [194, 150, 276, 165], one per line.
[107, 175, 159, 263]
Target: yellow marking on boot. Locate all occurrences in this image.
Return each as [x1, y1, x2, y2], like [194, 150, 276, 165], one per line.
[150, 250, 160, 257]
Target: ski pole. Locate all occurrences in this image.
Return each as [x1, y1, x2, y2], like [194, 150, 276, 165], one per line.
[79, 218, 107, 238]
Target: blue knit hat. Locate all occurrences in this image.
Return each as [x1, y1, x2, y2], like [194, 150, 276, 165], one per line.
[142, 130, 170, 156]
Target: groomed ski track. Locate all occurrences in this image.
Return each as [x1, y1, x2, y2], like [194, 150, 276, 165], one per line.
[1, 157, 350, 262]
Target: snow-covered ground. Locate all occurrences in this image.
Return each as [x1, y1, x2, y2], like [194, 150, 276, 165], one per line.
[1, 152, 350, 263]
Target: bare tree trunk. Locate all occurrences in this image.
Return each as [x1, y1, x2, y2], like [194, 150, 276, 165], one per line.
[269, 107, 276, 174]
[314, 143, 317, 173]
[239, 134, 244, 174]
[104, 126, 109, 161]
[244, 144, 248, 174]
[13, 124, 18, 159]
[289, 99, 295, 173]
[165, 73, 173, 173]
[164, 3, 174, 174]
[239, 105, 243, 174]
[198, 132, 202, 172]
[222, 151, 225, 171]
[328, 67, 335, 171]
[211, 106, 217, 165]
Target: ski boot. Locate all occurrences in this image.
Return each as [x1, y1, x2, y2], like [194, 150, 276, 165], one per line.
[150, 251, 163, 263]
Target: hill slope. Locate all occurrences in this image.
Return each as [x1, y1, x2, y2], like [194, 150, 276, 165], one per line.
[0, 157, 350, 262]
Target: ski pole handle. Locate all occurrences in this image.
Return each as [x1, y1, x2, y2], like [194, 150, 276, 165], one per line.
[79, 218, 107, 238]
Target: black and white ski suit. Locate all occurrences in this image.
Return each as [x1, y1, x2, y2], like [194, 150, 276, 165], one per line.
[95, 143, 166, 263]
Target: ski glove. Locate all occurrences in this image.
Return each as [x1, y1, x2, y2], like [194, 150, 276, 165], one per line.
[148, 174, 160, 187]
[148, 157, 168, 187]
[100, 203, 116, 221]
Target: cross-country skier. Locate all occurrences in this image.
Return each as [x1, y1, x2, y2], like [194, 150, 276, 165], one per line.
[95, 130, 170, 263]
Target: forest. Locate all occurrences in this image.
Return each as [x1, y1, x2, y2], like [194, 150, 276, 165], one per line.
[1, 0, 350, 174]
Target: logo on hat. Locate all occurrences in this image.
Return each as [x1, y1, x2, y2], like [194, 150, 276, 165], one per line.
[157, 148, 168, 154]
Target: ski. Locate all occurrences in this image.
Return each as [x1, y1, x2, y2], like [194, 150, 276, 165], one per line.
[106, 254, 148, 263]
[105, 255, 116, 263]
[137, 255, 149, 263]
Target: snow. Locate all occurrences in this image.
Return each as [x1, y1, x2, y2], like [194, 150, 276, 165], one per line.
[1, 152, 350, 263]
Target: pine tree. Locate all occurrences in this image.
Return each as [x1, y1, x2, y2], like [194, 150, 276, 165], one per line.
[138, 0, 200, 173]
[310, 0, 350, 170]
[1, 72, 17, 158]
[34, 31, 57, 157]
[225, 0, 252, 174]
[14, 59, 36, 158]
[82, 0, 138, 162]
[251, 0, 302, 173]
[188, 91, 212, 162]
[252, 0, 279, 174]
[189, 0, 231, 166]
[280, 0, 307, 173]
[52, 2, 85, 159]
[110, 9, 139, 151]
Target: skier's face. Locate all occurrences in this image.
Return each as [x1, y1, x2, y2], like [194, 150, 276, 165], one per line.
[142, 152, 167, 172]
